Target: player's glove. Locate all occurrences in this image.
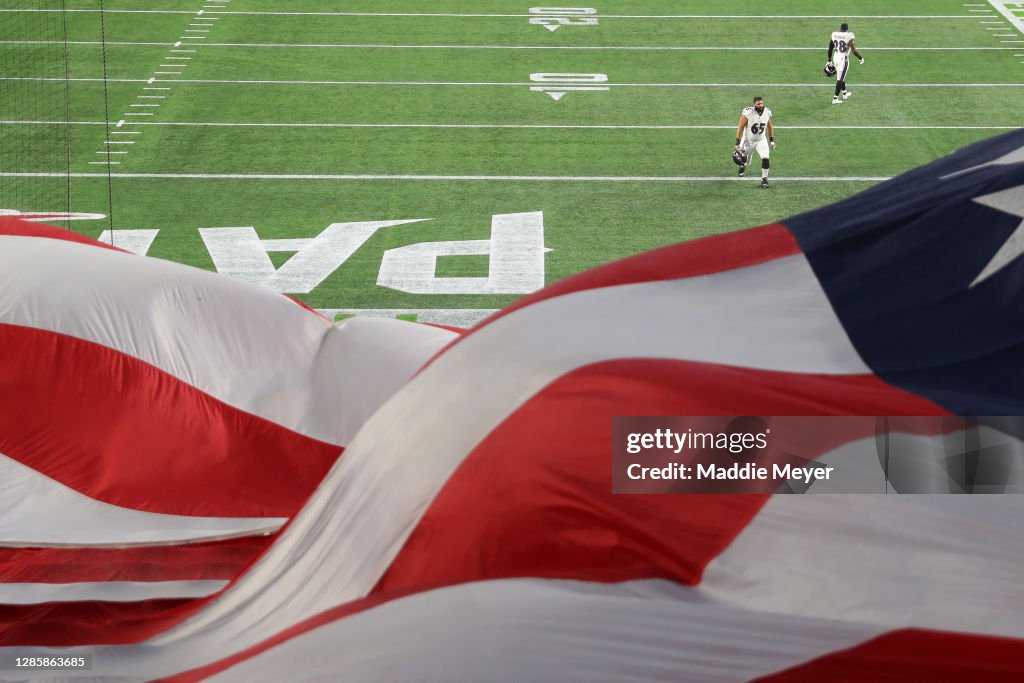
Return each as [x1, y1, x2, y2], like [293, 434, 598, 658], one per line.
[858, 57, 865, 65]
[770, 140, 777, 150]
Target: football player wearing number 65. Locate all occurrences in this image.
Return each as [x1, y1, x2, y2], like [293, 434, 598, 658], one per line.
[734, 96, 775, 189]
[828, 22, 864, 105]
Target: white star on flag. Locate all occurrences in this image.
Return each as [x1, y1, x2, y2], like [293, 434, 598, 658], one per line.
[971, 184, 1024, 288]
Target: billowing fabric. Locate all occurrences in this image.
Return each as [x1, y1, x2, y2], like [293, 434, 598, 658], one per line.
[0, 220, 458, 645]
[3, 130, 1024, 681]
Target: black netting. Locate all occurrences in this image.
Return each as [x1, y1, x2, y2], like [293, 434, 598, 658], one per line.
[0, 1, 72, 217]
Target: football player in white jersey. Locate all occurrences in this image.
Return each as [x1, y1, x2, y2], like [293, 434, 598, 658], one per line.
[827, 22, 864, 104]
[734, 96, 775, 188]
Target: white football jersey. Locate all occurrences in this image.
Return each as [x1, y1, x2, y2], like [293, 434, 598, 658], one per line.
[831, 31, 855, 60]
[741, 106, 772, 141]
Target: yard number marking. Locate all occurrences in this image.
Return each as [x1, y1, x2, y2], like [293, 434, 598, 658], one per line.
[530, 72, 609, 100]
[529, 7, 598, 32]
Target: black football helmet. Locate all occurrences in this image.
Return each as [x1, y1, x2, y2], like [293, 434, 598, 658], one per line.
[824, 62, 837, 77]
[732, 149, 747, 166]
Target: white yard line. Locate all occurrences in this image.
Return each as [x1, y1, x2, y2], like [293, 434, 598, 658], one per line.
[7, 77, 1021, 87]
[0, 9, 989, 18]
[174, 81, 1020, 88]
[0, 172, 891, 182]
[0, 40, 174, 45]
[89, 43, 1024, 51]
[0, 121, 1014, 131]
[0, 40, 1014, 51]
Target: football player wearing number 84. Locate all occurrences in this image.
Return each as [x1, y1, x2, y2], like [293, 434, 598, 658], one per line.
[734, 96, 775, 189]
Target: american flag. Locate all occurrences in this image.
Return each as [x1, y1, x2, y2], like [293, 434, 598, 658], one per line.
[1, 129, 1023, 681]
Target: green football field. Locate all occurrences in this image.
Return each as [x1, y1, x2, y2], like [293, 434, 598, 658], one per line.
[2, 0, 1024, 325]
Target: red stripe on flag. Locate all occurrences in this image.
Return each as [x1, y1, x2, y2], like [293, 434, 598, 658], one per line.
[474, 223, 800, 330]
[755, 628, 1024, 683]
[0, 536, 274, 584]
[0, 598, 206, 647]
[0, 218, 125, 252]
[283, 296, 331, 321]
[0, 323, 342, 518]
[374, 358, 949, 593]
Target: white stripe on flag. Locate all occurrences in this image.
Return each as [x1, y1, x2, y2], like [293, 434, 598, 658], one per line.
[0, 580, 227, 604]
[203, 579, 886, 683]
[0, 453, 284, 546]
[702, 489, 1024, 638]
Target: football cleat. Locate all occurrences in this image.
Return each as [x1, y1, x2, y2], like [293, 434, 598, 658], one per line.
[738, 165, 746, 177]
[842, 90, 852, 100]
[761, 178, 770, 189]
[832, 97, 842, 105]
[824, 62, 837, 77]
[732, 148, 747, 166]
